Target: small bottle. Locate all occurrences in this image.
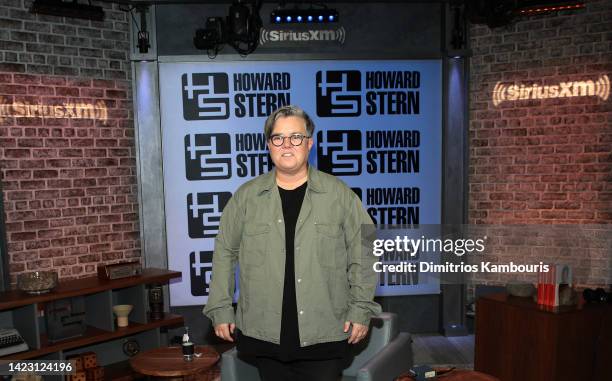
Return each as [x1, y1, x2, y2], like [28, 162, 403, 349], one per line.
[182, 326, 194, 361]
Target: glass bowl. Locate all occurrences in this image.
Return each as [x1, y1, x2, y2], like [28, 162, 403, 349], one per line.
[17, 271, 58, 294]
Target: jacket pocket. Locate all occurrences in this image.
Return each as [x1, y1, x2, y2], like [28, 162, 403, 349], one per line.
[315, 223, 344, 270]
[241, 222, 271, 267]
[315, 222, 342, 238]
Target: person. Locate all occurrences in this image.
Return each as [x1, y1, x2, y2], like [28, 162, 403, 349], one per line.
[203, 105, 381, 381]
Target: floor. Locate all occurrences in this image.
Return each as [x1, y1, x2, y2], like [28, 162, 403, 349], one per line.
[411, 334, 475, 369]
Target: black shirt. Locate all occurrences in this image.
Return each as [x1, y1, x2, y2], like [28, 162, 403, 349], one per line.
[237, 182, 348, 360]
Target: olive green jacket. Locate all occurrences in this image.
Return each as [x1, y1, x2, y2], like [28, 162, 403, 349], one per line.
[202, 166, 381, 347]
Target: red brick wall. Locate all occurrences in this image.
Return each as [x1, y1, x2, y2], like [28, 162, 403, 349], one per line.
[0, 1, 139, 284]
[0, 74, 140, 282]
[469, 0, 612, 225]
[467, 0, 611, 289]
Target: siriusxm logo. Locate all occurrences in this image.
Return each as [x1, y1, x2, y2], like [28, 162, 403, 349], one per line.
[259, 27, 345, 45]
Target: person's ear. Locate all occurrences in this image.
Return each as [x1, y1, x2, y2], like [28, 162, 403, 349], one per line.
[307, 135, 314, 151]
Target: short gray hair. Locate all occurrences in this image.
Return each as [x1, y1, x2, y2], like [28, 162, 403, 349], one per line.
[263, 105, 315, 140]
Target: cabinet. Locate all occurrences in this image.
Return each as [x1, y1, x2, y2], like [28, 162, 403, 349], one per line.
[0, 268, 183, 374]
[474, 293, 612, 381]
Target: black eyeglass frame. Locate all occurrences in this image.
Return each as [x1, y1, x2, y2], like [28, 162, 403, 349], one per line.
[269, 134, 311, 147]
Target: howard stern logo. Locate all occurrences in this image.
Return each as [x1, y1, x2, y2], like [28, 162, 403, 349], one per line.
[187, 192, 232, 238]
[185, 133, 232, 180]
[259, 27, 346, 45]
[185, 133, 273, 179]
[316, 71, 361, 117]
[190, 251, 212, 296]
[347, 186, 420, 227]
[317, 130, 361, 176]
[182, 73, 229, 120]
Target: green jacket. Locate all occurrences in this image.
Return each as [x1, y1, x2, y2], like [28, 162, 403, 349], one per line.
[202, 166, 381, 346]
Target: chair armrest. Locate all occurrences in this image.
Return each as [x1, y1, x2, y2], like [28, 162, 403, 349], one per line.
[355, 332, 413, 381]
[221, 348, 260, 381]
[343, 312, 399, 377]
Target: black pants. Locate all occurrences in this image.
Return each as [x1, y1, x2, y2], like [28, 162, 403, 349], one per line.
[255, 356, 344, 381]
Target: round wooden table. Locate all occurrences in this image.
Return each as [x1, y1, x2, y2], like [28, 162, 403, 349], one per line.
[129, 345, 220, 380]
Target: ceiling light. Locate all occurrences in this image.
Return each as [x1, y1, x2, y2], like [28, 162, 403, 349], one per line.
[270, 9, 339, 24]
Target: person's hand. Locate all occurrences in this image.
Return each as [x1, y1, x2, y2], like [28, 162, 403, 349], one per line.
[344, 321, 368, 344]
[214, 323, 236, 342]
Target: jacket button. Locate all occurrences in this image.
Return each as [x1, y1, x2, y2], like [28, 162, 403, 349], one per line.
[297, 278, 302, 283]
[278, 219, 282, 223]
[299, 310, 304, 315]
[303, 341, 308, 345]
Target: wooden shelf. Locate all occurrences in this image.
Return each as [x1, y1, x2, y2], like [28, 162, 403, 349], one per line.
[0, 268, 184, 368]
[2, 314, 184, 360]
[0, 268, 181, 311]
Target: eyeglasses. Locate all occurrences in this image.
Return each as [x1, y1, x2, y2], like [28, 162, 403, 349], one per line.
[269, 134, 310, 147]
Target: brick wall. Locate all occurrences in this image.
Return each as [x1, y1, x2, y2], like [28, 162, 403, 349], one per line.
[0, 0, 139, 283]
[468, 0, 611, 288]
[469, 0, 611, 225]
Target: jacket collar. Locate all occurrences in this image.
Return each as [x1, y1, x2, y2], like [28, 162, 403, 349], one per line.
[256, 165, 326, 195]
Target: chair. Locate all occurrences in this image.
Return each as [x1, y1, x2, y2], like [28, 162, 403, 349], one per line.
[220, 312, 413, 381]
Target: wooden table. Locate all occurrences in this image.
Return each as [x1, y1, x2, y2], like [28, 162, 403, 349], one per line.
[129, 346, 220, 380]
[475, 293, 612, 381]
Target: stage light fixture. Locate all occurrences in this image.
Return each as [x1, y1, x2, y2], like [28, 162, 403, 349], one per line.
[228, 0, 252, 39]
[137, 31, 150, 54]
[270, 9, 339, 24]
[193, 1, 262, 57]
[30, 0, 104, 21]
[227, 0, 263, 55]
[135, 6, 150, 54]
[194, 17, 226, 51]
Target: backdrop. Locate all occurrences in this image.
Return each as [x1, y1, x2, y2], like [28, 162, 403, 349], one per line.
[158, 60, 442, 306]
